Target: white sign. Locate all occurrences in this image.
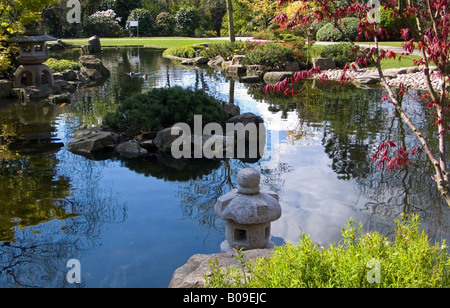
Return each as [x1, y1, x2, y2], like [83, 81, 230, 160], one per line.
[130, 21, 139, 27]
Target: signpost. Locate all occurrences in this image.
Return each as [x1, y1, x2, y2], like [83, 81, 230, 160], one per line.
[130, 20, 139, 37]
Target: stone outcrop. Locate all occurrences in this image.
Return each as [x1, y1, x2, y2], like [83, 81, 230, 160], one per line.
[263, 71, 294, 84]
[66, 125, 118, 156]
[78, 55, 111, 86]
[169, 249, 273, 288]
[115, 140, 148, 157]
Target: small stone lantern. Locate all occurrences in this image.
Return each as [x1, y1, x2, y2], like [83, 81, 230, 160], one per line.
[8, 31, 57, 97]
[214, 168, 282, 253]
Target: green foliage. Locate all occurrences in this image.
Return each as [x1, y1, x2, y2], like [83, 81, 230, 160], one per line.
[175, 7, 201, 37]
[163, 46, 197, 58]
[242, 42, 306, 71]
[320, 42, 361, 68]
[155, 12, 176, 36]
[126, 8, 156, 37]
[316, 17, 360, 42]
[103, 86, 228, 137]
[379, 7, 416, 41]
[199, 41, 248, 59]
[205, 214, 450, 288]
[44, 58, 81, 73]
[79, 9, 124, 38]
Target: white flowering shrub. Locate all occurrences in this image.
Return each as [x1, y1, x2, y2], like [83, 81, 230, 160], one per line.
[79, 9, 123, 38]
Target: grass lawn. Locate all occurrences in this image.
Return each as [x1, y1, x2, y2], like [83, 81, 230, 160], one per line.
[62, 37, 230, 49]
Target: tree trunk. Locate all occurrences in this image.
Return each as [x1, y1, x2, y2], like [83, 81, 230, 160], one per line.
[226, 0, 235, 42]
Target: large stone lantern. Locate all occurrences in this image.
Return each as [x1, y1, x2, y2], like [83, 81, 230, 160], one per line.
[214, 168, 282, 252]
[9, 31, 57, 97]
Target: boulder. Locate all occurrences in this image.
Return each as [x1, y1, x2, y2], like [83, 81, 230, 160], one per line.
[221, 60, 233, 70]
[208, 55, 224, 68]
[223, 103, 241, 118]
[115, 140, 148, 157]
[0, 80, 12, 98]
[312, 57, 336, 70]
[78, 55, 110, 86]
[239, 76, 262, 83]
[87, 35, 102, 54]
[181, 59, 195, 65]
[194, 57, 209, 65]
[225, 65, 247, 76]
[153, 127, 183, 154]
[67, 126, 118, 155]
[169, 249, 272, 288]
[354, 74, 381, 85]
[246, 65, 267, 78]
[232, 55, 245, 65]
[226, 112, 264, 127]
[263, 71, 293, 84]
[62, 69, 78, 82]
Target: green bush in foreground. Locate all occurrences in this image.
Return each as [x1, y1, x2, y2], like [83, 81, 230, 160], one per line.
[103, 86, 228, 137]
[205, 214, 449, 288]
[163, 46, 197, 58]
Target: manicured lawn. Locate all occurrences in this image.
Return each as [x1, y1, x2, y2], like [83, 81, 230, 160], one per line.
[62, 37, 230, 49]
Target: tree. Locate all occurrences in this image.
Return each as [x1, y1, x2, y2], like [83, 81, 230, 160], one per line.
[267, 0, 450, 207]
[0, 0, 58, 74]
[225, 0, 236, 42]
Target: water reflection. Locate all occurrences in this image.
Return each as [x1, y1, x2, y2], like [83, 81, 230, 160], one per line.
[0, 47, 449, 287]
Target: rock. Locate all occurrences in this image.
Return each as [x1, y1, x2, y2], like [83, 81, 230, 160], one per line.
[62, 69, 78, 81]
[0, 80, 12, 98]
[88, 35, 102, 54]
[49, 93, 71, 104]
[312, 57, 336, 70]
[246, 65, 267, 78]
[285, 61, 300, 71]
[223, 103, 241, 118]
[181, 59, 195, 65]
[263, 71, 293, 84]
[225, 65, 247, 76]
[232, 55, 245, 65]
[78, 55, 110, 86]
[221, 60, 233, 70]
[52, 79, 77, 94]
[354, 74, 381, 85]
[239, 76, 262, 83]
[226, 112, 264, 127]
[153, 127, 183, 154]
[208, 55, 224, 68]
[115, 140, 148, 157]
[169, 249, 273, 288]
[194, 57, 209, 65]
[67, 126, 118, 155]
[48, 40, 66, 51]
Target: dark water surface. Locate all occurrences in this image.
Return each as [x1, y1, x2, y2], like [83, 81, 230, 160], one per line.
[0, 47, 449, 287]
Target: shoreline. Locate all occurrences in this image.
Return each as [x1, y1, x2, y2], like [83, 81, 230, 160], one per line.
[315, 66, 443, 92]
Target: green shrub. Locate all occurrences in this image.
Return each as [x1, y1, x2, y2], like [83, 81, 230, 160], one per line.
[320, 42, 361, 68]
[316, 17, 360, 42]
[199, 41, 248, 59]
[242, 42, 306, 71]
[205, 214, 449, 288]
[103, 87, 228, 137]
[164, 46, 197, 58]
[44, 58, 81, 72]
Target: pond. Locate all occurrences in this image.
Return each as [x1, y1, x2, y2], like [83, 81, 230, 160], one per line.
[0, 47, 449, 288]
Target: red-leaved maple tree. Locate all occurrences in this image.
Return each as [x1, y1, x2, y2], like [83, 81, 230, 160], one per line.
[267, 0, 450, 206]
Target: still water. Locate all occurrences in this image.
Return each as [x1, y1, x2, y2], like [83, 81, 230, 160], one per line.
[0, 48, 449, 287]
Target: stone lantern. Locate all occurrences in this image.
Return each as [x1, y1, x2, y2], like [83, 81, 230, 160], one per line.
[214, 168, 282, 253]
[9, 31, 57, 97]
